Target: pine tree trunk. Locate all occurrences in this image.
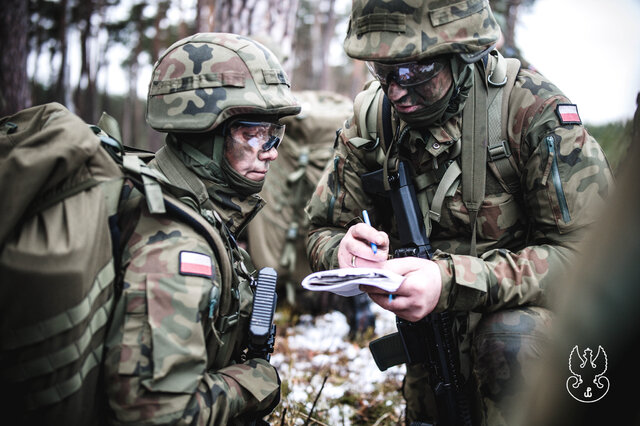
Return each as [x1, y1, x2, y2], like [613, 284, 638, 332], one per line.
[0, 0, 31, 116]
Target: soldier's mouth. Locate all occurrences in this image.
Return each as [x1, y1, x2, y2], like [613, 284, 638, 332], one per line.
[394, 104, 423, 114]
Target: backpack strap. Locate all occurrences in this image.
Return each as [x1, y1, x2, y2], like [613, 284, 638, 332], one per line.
[461, 64, 488, 257]
[487, 52, 521, 194]
[154, 145, 210, 209]
[122, 154, 167, 214]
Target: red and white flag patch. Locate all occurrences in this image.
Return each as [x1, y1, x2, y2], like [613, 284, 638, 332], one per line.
[179, 251, 213, 278]
[556, 104, 582, 125]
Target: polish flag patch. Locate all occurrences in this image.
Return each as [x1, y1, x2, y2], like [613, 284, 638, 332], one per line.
[179, 251, 213, 278]
[556, 104, 582, 125]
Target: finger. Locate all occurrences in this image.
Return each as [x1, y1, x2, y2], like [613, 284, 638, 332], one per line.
[369, 291, 405, 314]
[383, 257, 430, 276]
[352, 223, 389, 252]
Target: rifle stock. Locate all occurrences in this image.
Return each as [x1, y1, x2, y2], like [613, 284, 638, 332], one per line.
[362, 161, 473, 426]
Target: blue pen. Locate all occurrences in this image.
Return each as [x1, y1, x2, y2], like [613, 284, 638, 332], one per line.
[362, 210, 377, 254]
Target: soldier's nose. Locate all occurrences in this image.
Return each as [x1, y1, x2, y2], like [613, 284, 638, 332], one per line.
[386, 81, 408, 102]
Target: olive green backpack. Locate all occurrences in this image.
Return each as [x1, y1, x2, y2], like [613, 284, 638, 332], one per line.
[246, 90, 352, 307]
[0, 102, 232, 425]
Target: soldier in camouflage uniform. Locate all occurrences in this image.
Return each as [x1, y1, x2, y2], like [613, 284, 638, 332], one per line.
[103, 33, 300, 425]
[305, 1, 613, 425]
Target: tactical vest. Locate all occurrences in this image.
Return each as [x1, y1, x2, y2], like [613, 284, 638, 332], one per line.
[0, 103, 248, 424]
[349, 51, 521, 255]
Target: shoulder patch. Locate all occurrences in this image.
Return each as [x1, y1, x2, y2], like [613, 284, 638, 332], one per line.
[179, 251, 213, 278]
[556, 104, 582, 125]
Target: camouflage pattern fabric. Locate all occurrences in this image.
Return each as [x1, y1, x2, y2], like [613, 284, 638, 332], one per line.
[343, 0, 501, 63]
[512, 94, 640, 426]
[104, 179, 279, 425]
[305, 60, 613, 424]
[147, 33, 299, 133]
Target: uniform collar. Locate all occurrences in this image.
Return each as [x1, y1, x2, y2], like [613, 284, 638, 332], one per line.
[203, 179, 264, 237]
[402, 115, 462, 158]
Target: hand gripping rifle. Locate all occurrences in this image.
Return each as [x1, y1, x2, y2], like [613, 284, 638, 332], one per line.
[361, 161, 473, 426]
[247, 267, 278, 361]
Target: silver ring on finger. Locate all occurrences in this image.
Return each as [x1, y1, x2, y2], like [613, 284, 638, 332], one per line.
[351, 254, 357, 268]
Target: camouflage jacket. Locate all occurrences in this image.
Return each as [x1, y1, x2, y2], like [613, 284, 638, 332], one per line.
[305, 58, 613, 315]
[103, 150, 278, 425]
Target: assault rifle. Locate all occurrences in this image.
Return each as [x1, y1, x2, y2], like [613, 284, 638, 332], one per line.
[247, 267, 278, 361]
[361, 161, 473, 426]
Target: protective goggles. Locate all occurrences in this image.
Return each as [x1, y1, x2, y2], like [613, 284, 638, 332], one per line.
[227, 120, 286, 152]
[366, 58, 446, 88]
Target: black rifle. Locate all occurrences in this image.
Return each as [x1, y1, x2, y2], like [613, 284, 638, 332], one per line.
[247, 267, 278, 361]
[361, 161, 473, 426]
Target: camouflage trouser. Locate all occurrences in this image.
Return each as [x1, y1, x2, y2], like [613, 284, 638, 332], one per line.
[403, 306, 553, 426]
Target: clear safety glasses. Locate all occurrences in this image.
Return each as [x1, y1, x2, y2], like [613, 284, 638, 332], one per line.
[227, 120, 286, 152]
[366, 57, 446, 88]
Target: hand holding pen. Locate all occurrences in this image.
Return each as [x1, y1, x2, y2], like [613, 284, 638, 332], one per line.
[337, 209, 389, 270]
[362, 210, 377, 254]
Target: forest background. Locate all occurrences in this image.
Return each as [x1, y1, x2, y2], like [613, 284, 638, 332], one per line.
[0, 0, 636, 171]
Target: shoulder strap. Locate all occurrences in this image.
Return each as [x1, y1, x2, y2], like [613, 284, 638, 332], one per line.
[154, 145, 210, 208]
[461, 64, 488, 257]
[487, 53, 521, 194]
[381, 94, 393, 150]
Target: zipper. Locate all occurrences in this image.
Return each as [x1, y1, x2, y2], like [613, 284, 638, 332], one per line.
[546, 135, 571, 223]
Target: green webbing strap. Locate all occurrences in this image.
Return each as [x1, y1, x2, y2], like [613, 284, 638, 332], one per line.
[486, 54, 522, 194]
[414, 172, 436, 236]
[26, 342, 105, 409]
[429, 161, 462, 222]
[123, 154, 167, 214]
[96, 111, 123, 144]
[29, 178, 101, 217]
[155, 146, 209, 206]
[3, 289, 113, 381]
[1, 258, 115, 350]
[461, 65, 488, 257]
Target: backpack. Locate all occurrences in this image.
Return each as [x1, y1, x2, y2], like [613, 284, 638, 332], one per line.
[246, 90, 353, 307]
[0, 102, 231, 425]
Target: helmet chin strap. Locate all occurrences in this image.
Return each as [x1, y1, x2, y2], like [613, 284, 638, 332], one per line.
[212, 133, 225, 165]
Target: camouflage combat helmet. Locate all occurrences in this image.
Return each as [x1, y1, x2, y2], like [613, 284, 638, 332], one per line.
[147, 32, 300, 133]
[343, 0, 501, 63]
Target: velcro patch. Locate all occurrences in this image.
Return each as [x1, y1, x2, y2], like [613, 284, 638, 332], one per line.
[556, 104, 582, 125]
[179, 251, 213, 278]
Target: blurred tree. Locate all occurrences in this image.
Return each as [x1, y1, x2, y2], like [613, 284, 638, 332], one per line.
[490, 0, 537, 67]
[211, 0, 299, 77]
[105, 0, 195, 150]
[292, 0, 338, 90]
[0, 0, 31, 116]
[27, 0, 117, 120]
[73, 0, 110, 123]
